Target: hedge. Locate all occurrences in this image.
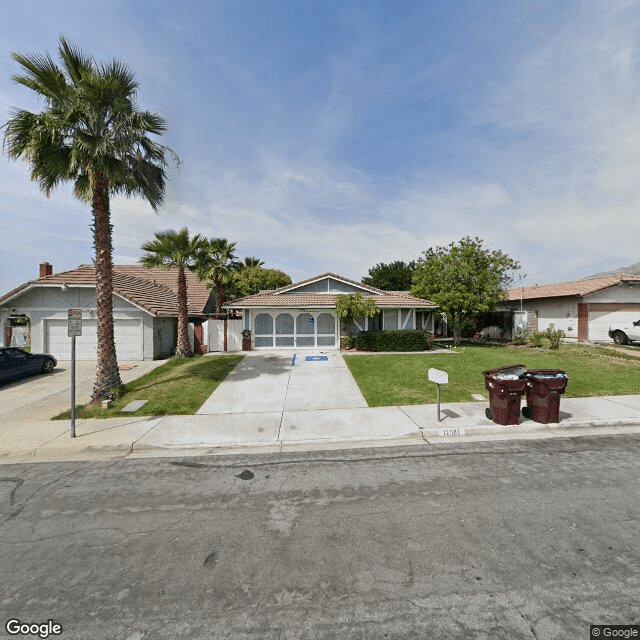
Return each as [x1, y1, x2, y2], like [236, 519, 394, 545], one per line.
[354, 329, 435, 352]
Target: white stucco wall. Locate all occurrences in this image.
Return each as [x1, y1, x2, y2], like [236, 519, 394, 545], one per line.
[507, 298, 578, 339]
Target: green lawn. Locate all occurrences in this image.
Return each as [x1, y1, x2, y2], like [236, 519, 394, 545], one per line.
[344, 343, 640, 407]
[54, 354, 244, 419]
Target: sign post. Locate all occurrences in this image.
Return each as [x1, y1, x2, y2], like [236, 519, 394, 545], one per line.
[428, 368, 449, 422]
[67, 309, 82, 438]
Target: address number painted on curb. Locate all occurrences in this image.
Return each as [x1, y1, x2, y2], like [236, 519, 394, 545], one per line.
[439, 428, 465, 437]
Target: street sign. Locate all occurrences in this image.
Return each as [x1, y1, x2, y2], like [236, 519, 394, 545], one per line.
[68, 308, 82, 337]
[67, 309, 82, 438]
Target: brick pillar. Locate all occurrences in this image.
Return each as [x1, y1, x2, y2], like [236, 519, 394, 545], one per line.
[577, 303, 589, 342]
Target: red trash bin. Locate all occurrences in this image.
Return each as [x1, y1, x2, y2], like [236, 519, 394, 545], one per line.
[522, 369, 569, 423]
[483, 364, 527, 425]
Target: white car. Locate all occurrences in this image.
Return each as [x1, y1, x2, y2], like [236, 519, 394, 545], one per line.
[609, 319, 640, 345]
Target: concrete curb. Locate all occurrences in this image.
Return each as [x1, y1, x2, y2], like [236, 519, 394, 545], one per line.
[2, 406, 640, 464]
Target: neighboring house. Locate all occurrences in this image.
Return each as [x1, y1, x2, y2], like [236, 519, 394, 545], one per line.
[226, 272, 436, 349]
[503, 274, 640, 342]
[0, 262, 215, 360]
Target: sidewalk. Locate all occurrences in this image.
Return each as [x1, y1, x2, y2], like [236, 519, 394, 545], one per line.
[2, 393, 640, 464]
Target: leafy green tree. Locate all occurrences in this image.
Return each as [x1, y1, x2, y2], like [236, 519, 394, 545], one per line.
[335, 293, 380, 339]
[411, 236, 520, 345]
[4, 37, 175, 402]
[140, 228, 204, 357]
[362, 260, 416, 290]
[195, 238, 240, 314]
[234, 266, 292, 297]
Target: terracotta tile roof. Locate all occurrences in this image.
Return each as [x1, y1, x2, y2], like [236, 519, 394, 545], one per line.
[506, 274, 640, 301]
[0, 264, 212, 317]
[227, 277, 434, 309]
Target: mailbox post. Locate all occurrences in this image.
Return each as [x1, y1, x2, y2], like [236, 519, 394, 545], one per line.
[67, 309, 82, 438]
[428, 368, 449, 422]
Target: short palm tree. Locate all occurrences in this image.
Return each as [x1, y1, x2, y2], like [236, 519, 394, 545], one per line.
[140, 228, 204, 357]
[3, 37, 174, 402]
[241, 256, 264, 268]
[196, 238, 240, 314]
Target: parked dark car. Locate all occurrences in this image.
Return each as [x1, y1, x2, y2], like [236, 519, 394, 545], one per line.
[0, 347, 57, 383]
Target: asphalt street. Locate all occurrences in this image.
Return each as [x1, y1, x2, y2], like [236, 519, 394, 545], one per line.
[1, 434, 639, 639]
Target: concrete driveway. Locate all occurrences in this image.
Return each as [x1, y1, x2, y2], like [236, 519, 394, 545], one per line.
[0, 359, 166, 423]
[197, 349, 367, 414]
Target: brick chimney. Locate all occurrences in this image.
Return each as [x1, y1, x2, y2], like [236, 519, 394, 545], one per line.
[39, 262, 53, 278]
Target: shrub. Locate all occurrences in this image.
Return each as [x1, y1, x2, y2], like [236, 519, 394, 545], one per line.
[545, 324, 566, 350]
[531, 330, 544, 348]
[354, 329, 435, 352]
[511, 329, 529, 345]
[340, 335, 354, 350]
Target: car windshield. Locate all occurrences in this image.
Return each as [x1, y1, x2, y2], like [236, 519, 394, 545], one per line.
[4, 348, 30, 358]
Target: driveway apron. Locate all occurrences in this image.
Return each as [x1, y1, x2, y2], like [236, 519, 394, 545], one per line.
[197, 350, 367, 414]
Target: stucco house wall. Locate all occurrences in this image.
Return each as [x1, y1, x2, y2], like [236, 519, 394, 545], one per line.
[0, 285, 158, 360]
[504, 276, 640, 342]
[227, 273, 436, 350]
[512, 298, 579, 339]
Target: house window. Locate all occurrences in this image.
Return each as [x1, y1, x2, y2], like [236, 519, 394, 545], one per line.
[317, 313, 335, 334]
[254, 313, 274, 347]
[255, 313, 273, 335]
[275, 313, 294, 334]
[296, 313, 314, 334]
[383, 310, 398, 330]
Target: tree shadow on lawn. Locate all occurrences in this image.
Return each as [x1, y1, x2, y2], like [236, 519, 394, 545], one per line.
[125, 354, 291, 394]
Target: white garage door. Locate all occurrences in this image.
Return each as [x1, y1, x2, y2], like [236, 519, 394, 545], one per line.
[46, 319, 143, 361]
[589, 309, 640, 342]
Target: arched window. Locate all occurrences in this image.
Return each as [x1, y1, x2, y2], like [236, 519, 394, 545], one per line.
[254, 313, 273, 347]
[275, 313, 294, 347]
[317, 313, 336, 346]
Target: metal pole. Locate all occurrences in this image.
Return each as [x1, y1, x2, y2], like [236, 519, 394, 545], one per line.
[70, 334, 76, 438]
[437, 383, 441, 422]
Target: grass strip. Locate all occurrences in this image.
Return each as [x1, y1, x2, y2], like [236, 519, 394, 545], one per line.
[53, 354, 244, 419]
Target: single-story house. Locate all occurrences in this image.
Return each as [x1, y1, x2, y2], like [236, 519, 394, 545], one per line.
[225, 272, 437, 349]
[502, 274, 640, 342]
[0, 262, 215, 360]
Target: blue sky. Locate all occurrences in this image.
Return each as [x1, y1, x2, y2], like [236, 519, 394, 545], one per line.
[2, 0, 640, 294]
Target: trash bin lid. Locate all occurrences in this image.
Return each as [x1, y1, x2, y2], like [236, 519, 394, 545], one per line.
[526, 369, 568, 379]
[483, 364, 527, 379]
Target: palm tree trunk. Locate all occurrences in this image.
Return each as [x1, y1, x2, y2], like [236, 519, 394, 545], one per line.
[90, 174, 124, 403]
[175, 267, 192, 357]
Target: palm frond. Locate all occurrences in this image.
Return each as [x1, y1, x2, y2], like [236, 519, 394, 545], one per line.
[58, 36, 93, 86]
[11, 51, 68, 102]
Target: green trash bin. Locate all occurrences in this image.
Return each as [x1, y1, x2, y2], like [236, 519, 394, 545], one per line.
[483, 364, 527, 426]
[522, 370, 569, 423]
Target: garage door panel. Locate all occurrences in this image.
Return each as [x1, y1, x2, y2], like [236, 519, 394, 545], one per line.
[589, 310, 640, 342]
[46, 319, 142, 361]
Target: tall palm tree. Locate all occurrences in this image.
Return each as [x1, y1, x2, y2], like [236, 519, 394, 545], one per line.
[3, 36, 174, 402]
[196, 238, 240, 314]
[140, 228, 204, 357]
